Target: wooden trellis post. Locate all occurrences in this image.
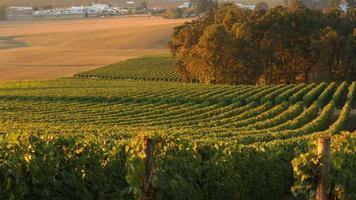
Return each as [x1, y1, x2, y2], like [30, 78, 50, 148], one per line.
[316, 136, 331, 200]
[143, 137, 154, 200]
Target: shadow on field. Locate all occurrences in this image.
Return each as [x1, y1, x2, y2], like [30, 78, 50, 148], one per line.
[347, 112, 356, 131]
[0, 36, 28, 50]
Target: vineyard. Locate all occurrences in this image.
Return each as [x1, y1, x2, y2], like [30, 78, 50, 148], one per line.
[0, 79, 355, 199]
[74, 57, 181, 82]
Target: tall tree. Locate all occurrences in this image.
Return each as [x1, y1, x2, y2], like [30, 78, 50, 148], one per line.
[188, 25, 239, 84]
[329, 0, 342, 9]
[346, 0, 356, 9]
[288, 0, 305, 11]
[314, 27, 340, 82]
[191, 0, 216, 14]
[255, 2, 269, 12]
[169, 20, 206, 81]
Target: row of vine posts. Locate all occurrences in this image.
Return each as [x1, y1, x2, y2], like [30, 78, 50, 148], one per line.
[317, 136, 331, 200]
[141, 136, 332, 200]
[143, 137, 154, 200]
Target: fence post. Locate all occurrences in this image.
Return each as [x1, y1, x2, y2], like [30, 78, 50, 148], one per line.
[316, 136, 331, 200]
[143, 137, 154, 200]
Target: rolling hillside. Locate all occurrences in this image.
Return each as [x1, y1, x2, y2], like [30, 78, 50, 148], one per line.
[0, 16, 188, 80]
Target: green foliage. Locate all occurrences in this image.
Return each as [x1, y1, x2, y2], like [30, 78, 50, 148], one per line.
[271, 101, 319, 131]
[292, 132, 356, 199]
[231, 101, 289, 128]
[233, 100, 335, 144]
[246, 84, 286, 103]
[346, 81, 355, 102]
[260, 84, 295, 103]
[331, 132, 356, 199]
[0, 131, 309, 200]
[303, 82, 328, 106]
[318, 82, 337, 108]
[329, 100, 351, 134]
[75, 57, 180, 82]
[275, 84, 306, 103]
[125, 134, 146, 199]
[153, 140, 298, 200]
[332, 81, 348, 108]
[242, 101, 305, 130]
[291, 146, 319, 198]
[0, 133, 130, 200]
[290, 83, 317, 104]
[0, 80, 354, 199]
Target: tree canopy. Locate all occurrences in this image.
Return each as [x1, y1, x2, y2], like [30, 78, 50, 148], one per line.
[169, 3, 356, 85]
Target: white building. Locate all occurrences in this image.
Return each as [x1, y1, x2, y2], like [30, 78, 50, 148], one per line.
[8, 7, 33, 15]
[178, 2, 192, 8]
[33, 4, 114, 17]
[86, 4, 112, 13]
[236, 3, 255, 10]
[67, 6, 86, 14]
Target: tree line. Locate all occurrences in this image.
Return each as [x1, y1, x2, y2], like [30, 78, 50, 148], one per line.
[0, 6, 7, 20]
[163, 0, 215, 19]
[169, 2, 356, 85]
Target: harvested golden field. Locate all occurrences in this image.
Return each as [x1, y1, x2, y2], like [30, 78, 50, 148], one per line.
[0, 16, 187, 80]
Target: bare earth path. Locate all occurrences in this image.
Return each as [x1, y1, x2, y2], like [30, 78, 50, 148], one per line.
[0, 16, 188, 80]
